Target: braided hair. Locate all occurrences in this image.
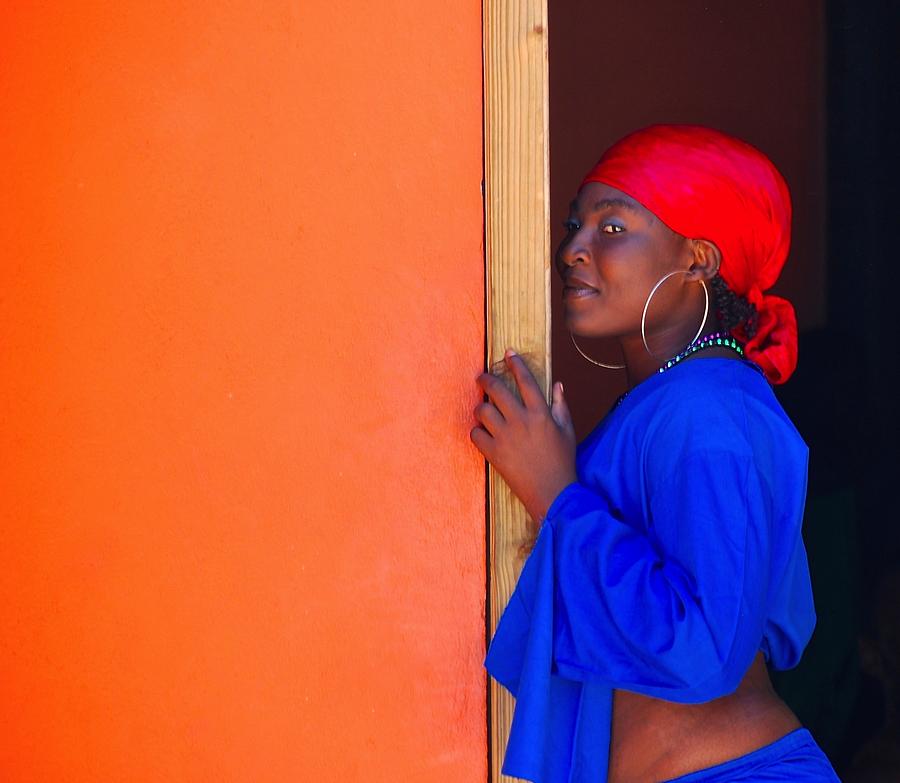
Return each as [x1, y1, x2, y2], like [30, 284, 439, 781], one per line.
[710, 272, 759, 339]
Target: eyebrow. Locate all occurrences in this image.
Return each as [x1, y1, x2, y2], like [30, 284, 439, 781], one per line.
[569, 196, 655, 226]
[569, 197, 644, 215]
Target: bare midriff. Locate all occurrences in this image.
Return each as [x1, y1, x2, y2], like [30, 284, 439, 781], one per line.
[606, 651, 802, 782]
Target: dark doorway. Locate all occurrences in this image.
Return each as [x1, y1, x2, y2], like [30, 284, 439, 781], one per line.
[548, 1, 899, 778]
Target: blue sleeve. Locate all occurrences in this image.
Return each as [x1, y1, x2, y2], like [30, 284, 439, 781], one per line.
[545, 446, 771, 702]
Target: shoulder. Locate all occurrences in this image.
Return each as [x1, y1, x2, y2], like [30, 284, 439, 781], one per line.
[638, 359, 808, 483]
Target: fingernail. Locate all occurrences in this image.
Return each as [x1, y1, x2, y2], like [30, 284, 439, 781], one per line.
[560, 382, 564, 394]
[505, 348, 517, 358]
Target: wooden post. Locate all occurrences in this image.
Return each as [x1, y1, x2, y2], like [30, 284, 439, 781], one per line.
[483, 0, 551, 780]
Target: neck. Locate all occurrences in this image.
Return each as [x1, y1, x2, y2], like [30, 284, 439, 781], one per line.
[619, 313, 731, 391]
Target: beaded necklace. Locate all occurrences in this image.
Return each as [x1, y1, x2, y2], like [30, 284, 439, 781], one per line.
[612, 330, 767, 410]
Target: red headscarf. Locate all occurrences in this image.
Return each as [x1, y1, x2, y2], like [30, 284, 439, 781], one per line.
[579, 123, 797, 385]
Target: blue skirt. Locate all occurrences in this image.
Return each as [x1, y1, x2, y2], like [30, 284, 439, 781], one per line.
[659, 728, 842, 782]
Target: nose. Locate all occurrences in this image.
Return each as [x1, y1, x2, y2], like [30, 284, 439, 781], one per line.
[555, 232, 587, 278]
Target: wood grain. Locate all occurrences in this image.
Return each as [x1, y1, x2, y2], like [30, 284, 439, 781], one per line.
[483, 0, 551, 779]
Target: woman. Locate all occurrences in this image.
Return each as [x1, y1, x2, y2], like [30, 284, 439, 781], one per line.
[470, 124, 843, 782]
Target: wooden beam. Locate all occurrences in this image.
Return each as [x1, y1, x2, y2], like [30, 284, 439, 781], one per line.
[483, 0, 550, 780]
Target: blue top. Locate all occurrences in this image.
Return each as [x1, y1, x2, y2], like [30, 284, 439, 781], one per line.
[483, 356, 816, 783]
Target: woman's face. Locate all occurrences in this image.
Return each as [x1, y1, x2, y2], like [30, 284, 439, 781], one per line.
[555, 181, 696, 342]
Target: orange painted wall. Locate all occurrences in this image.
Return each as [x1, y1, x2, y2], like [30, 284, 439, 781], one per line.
[0, 3, 486, 781]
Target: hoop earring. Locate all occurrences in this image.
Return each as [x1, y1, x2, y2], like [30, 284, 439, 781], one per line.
[641, 270, 709, 361]
[569, 331, 626, 369]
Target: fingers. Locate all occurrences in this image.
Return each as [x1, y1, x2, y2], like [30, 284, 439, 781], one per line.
[504, 350, 545, 410]
[476, 349, 548, 421]
[551, 381, 574, 433]
[474, 401, 505, 435]
[502, 349, 548, 411]
[468, 424, 495, 461]
[475, 370, 520, 420]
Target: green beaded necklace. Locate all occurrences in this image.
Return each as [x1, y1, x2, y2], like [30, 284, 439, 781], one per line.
[613, 330, 765, 410]
[659, 330, 744, 370]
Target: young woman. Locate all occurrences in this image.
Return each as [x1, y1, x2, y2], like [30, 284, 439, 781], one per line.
[470, 125, 843, 782]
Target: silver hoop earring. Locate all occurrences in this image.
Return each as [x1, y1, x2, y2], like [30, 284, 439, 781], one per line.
[641, 270, 709, 361]
[569, 330, 626, 369]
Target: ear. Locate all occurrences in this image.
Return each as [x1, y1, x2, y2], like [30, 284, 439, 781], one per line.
[687, 238, 722, 282]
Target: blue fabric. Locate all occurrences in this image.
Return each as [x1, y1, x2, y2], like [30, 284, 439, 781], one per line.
[659, 727, 841, 781]
[483, 357, 818, 783]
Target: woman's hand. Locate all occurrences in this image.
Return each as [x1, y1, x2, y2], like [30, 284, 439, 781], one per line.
[470, 349, 578, 522]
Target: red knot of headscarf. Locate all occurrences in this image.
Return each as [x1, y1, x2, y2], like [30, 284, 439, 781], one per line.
[579, 123, 798, 385]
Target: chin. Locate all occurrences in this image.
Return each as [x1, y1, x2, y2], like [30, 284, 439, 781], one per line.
[565, 311, 615, 338]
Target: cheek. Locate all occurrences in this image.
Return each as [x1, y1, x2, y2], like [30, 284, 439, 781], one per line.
[600, 243, 658, 299]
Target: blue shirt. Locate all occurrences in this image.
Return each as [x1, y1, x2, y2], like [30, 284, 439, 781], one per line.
[483, 356, 816, 783]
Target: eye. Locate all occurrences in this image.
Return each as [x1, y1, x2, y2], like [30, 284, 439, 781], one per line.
[563, 219, 580, 232]
[601, 223, 625, 234]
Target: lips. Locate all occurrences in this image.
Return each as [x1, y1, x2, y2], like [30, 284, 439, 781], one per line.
[563, 277, 599, 295]
[563, 287, 599, 300]
[563, 277, 597, 292]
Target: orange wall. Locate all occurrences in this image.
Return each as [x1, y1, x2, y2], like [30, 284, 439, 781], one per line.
[0, 3, 485, 781]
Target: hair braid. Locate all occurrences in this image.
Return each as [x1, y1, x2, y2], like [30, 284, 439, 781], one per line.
[710, 273, 759, 338]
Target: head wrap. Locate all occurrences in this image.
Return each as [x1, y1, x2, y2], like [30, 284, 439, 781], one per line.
[579, 123, 797, 385]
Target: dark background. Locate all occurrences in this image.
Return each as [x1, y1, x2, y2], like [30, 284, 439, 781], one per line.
[548, 1, 899, 777]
